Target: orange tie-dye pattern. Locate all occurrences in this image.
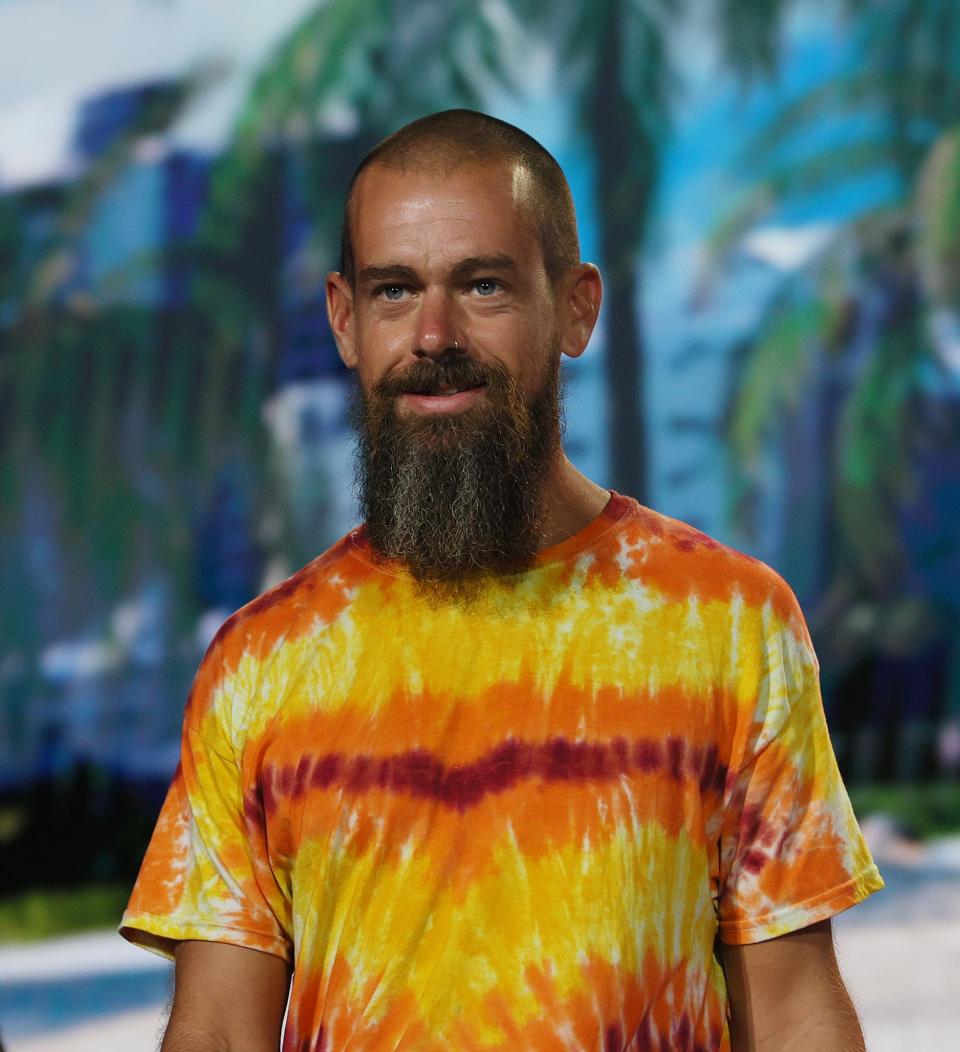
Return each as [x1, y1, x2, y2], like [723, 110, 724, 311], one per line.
[120, 492, 883, 1050]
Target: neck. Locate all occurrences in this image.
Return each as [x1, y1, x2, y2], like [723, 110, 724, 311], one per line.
[535, 453, 611, 551]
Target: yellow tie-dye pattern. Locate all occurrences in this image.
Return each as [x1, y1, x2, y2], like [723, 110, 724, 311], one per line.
[120, 494, 883, 1050]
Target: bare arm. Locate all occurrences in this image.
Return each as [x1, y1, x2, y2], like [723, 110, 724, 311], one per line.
[720, 919, 865, 1052]
[160, 941, 291, 1052]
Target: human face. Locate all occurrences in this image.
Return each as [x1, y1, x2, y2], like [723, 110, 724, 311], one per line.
[326, 157, 601, 584]
[326, 160, 562, 413]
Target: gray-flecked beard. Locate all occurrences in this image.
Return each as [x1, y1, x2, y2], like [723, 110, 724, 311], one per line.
[354, 351, 563, 590]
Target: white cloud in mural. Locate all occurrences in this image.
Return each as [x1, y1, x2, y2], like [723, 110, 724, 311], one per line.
[0, 0, 317, 186]
[740, 222, 836, 272]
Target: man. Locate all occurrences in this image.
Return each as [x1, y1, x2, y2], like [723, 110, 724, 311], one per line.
[121, 110, 883, 1051]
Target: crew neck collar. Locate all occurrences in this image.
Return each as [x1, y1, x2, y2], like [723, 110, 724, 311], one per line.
[348, 490, 634, 580]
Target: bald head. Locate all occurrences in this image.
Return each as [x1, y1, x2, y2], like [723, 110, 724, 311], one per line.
[339, 110, 580, 287]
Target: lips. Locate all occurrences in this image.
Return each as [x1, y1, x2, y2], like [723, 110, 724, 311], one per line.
[405, 381, 487, 397]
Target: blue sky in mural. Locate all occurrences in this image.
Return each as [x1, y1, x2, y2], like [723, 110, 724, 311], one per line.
[641, 6, 900, 542]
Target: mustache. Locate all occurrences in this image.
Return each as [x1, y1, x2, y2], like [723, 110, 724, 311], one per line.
[373, 356, 500, 399]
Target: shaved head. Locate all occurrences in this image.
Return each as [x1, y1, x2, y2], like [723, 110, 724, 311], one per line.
[339, 109, 580, 286]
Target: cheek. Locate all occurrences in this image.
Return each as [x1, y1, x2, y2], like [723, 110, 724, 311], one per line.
[515, 319, 560, 392]
[472, 311, 554, 373]
[353, 325, 408, 384]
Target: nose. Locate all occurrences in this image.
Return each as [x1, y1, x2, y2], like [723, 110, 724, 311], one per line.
[414, 288, 461, 359]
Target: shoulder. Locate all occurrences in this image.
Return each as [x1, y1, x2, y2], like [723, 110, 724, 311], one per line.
[610, 496, 805, 625]
[187, 530, 371, 726]
[209, 530, 369, 664]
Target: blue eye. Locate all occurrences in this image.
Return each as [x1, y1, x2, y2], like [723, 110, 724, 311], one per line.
[474, 279, 500, 297]
[379, 285, 407, 301]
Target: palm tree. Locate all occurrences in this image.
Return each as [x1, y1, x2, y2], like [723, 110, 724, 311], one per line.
[201, 0, 517, 269]
[209, 0, 798, 509]
[0, 76, 207, 655]
[711, 0, 960, 597]
[744, 0, 960, 200]
[507, 0, 795, 501]
[701, 1, 960, 776]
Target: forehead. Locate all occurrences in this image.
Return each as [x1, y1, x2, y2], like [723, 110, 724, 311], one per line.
[349, 160, 543, 272]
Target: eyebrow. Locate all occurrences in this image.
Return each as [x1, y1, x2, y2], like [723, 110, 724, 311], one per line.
[449, 254, 519, 280]
[357, 254, 519, 288]
[357, 263, 419, 287]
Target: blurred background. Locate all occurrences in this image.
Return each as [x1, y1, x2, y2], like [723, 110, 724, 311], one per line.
[0, 0, 958, 1049]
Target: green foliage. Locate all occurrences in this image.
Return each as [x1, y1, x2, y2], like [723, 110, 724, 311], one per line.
[193, 148, 287, 351]
[206, 0, 510, 272]
[916, 125, 960, 304]
[725, 297, 831, 529]
[1, 303, 232, 615]
[845, 0, 960, 138]
[720, 207, 942, 605]
[0, 882, 132, 943]
[835, 312, 930, 589]
[850, 782, 960, 840]
[0, 70, 214, 647]
[713, 0, 789, 82]
[759, 139, 910, 207]
[737, 0, 960, 205]
[729, 298, 830, 457]
[919, 130, 960, 257]
[717, 1, 960, 660]
[0, 195, 25, 308]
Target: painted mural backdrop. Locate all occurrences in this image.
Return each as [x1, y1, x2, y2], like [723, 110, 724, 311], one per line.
[1, 0, 958, 901]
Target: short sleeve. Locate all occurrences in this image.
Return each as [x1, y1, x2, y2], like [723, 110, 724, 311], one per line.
[717, 577, 884, 945]
[119, 626, 293, 963]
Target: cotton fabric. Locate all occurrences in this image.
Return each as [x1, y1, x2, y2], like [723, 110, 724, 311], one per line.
[121, 491, 883, 1050]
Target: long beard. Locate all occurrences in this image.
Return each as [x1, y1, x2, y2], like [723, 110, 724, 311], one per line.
[354, 350, 563, 589]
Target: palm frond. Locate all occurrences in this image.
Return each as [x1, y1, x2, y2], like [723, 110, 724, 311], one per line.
[735, 68, 891, 169]
[725, 296, 830, 463]
[757, 137, 918, 203]
[834, 314, 931, 589]
[915, 124, 960, 303]
[233, 0, 391, 146]
[712, 0, 792, 82]
[693, 185, 777, 303]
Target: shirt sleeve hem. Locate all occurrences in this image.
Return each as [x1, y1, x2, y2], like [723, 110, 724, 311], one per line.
[118, 909, 293, 964]
[717, 863, 886, 945]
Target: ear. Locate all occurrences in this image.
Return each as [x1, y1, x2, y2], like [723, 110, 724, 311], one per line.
[326, 271, 358, 369]
[558, 263, 602, 360]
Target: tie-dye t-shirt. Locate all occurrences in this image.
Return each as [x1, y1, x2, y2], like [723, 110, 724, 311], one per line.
[120, 491, 883, 1050]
